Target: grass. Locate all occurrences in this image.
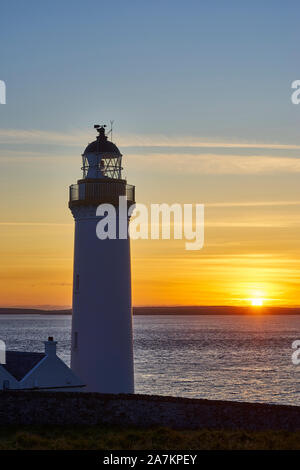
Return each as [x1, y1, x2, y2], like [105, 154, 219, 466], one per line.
[0, 426, 299, 450]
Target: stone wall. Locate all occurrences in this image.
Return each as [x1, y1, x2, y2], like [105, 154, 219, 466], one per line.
[0, 391, 299, 431]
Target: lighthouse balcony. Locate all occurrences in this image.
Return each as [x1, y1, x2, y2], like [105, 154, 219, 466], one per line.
[69, 180, 135, 207]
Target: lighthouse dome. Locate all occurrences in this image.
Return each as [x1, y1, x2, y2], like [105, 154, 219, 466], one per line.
[83, 125, 121, 156]
[84, 139, 121, 156]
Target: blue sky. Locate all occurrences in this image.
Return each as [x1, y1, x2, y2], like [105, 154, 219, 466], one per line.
[1, 0, 300, 140]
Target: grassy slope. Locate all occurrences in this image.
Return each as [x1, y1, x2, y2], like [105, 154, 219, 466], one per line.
[0, 426, 300, 450]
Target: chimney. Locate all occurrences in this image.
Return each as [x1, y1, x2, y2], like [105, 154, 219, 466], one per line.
[44, 336, 57, 356]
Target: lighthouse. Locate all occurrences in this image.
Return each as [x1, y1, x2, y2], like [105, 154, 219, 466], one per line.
[69, 125, 135, 393]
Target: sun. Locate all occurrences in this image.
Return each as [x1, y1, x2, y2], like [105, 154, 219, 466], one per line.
[251, 298, 263, 307]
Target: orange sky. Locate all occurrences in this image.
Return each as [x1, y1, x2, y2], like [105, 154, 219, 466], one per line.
[0, 135, 299, 309]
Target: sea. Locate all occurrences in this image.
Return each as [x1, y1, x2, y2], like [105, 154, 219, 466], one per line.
[0, 314, 299, 406]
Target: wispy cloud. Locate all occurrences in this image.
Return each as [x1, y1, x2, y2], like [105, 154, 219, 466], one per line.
[2, 128, 300, 175]
[127, 152, 300, 174]
[206, 201, 300, 207]
[205, 221, 298, 228]
[0, 149, 73, 162]
[119, 135, 300, 151]
[0, 128, 88, 146]
[0, 222, 72, 226]
[1, 128, 300, 151]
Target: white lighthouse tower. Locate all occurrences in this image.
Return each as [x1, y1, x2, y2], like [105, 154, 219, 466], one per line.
[69, 125, 135, 393]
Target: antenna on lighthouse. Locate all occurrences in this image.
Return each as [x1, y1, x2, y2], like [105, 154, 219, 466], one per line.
[106, 120, 114, 141]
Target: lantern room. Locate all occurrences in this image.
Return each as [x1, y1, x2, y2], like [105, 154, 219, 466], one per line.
[82, 125, 123, 179]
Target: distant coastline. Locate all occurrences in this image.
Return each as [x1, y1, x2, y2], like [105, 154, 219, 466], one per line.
[0, 306, 300, 315]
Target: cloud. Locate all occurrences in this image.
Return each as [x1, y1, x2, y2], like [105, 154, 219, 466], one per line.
[206, 201, 300, 207]
[0, 222, 72, 226]
[0, 149, 73, 162]
[1, 128, 300, 151]
[0, 128, 88, 146]
[1, 128, 300, 174]
[118, 135, 300, 151]
[127, 152, 300, 174]
[205, 221, 297, 228]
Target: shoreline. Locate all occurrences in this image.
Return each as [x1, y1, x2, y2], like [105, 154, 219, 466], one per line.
[1, 306, 300, 315]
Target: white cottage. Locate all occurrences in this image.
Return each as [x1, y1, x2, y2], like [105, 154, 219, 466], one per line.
[0, 337, 85, 391]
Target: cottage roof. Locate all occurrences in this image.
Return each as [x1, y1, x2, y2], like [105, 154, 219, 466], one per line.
[2, 351, 45, 381]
